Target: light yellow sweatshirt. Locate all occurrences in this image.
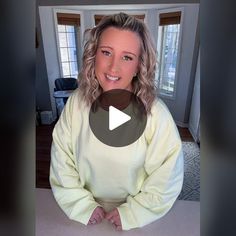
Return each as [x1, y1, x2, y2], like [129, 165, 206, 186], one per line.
[50, 90, 183, 230]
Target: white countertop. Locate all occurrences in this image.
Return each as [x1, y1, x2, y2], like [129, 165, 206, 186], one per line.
[36, 188, 200, 236]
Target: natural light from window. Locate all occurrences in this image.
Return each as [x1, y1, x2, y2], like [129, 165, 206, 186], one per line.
[57, 25, 78, 78]
[156, 11, 181, 98]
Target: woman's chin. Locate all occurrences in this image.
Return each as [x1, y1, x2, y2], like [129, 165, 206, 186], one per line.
[102, 86, 120, 92]
[101, 85, 132, 92]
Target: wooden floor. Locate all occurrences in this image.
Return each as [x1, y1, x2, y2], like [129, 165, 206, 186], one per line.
[36, 123, 194, 189]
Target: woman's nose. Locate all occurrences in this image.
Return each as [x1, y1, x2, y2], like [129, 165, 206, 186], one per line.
[108, 56, 120, 73]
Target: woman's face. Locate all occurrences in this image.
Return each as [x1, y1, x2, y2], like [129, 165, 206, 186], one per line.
[95, 27, 141, 92]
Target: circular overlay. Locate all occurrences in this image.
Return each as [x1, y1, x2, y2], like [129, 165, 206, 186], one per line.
[89, 89, 147, 147]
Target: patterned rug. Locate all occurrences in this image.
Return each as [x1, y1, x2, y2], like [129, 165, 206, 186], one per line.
[178, 141, 200, 201]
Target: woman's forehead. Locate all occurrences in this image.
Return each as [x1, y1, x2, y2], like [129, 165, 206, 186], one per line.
[98, 27, 141, 53]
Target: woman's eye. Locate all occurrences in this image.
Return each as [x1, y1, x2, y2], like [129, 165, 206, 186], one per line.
[123, 55, 133, 61]
[101, 50, 111, 56]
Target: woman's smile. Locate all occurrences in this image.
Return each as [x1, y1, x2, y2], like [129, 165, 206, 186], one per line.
[105, 73, 120, 82]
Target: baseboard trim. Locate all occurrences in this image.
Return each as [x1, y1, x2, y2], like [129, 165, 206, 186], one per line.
[189, 124, 200, 143]
[175, 121, 189, 128]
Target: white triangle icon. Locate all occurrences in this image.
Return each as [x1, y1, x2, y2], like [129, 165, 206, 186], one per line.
[109, 106, 131, 131]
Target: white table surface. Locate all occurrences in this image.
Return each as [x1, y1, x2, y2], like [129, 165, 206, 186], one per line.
[36, 188, 200, 236]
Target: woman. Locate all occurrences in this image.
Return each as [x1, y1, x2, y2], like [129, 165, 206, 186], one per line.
[50, 12, 183, 231]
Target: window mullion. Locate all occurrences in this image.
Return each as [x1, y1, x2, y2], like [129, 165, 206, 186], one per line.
[65, 29, 70, 77]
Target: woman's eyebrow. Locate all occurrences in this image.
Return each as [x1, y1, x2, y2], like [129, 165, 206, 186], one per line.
[99, 46, 113, 50]
[99, 46, 137, 58]
[122, 51, 137, 58]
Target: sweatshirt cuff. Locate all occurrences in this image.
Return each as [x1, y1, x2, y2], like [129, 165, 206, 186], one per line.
[68, 199, 101, 225]
[117, 202, 138, 230]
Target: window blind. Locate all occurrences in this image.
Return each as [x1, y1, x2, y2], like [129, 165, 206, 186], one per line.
[57, 13, 80, 26]
[159, 11, 181, 26]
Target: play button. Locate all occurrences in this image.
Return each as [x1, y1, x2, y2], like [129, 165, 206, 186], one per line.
[109, 106, 131, 131]
[89, 89, 147, 147]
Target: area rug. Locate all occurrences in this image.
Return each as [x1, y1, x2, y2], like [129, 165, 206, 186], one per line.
[178, 141, 200, 201]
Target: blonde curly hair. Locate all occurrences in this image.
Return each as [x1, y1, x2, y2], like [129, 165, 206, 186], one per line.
[78, 12, 157, 113]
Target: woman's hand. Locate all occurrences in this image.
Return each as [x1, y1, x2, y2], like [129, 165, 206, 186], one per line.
[105, 208, 122, 231]
[88, 206, 105, 225]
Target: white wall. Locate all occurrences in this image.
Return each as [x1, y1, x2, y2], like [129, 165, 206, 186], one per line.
[160, 5, 199, 126]
[39, 7, 61, 118]
[189, 49, 200, 142]
[39, 4, 199, 124]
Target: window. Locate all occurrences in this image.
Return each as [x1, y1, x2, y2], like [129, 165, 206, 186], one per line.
[57, 13, 80, 78]
[157, 11, 181, 98]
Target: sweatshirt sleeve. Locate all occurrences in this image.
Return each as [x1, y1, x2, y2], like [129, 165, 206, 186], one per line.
[49, 94, 100, 225]
[117, 101, 184, 230]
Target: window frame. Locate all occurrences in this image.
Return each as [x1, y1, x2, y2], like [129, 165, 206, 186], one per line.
[53, 9, 84, 78]
[156, 7, 184, 100]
